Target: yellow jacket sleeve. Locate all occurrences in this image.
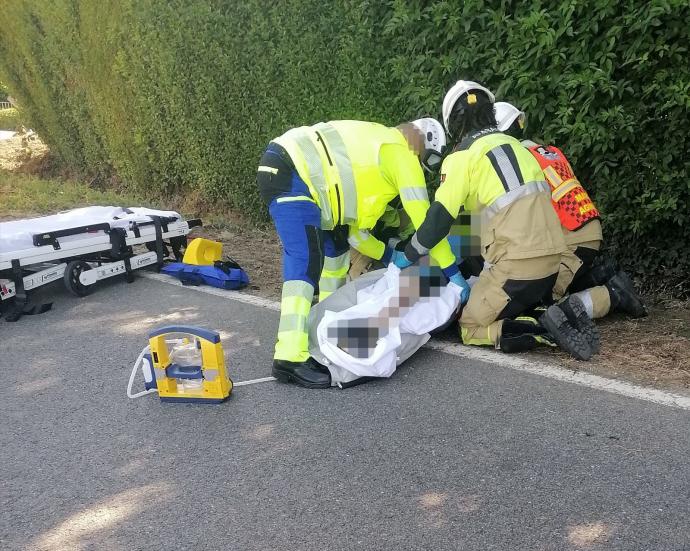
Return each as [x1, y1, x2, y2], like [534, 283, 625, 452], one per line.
[347, 226, 388, 260]
[403, 151, 470, 265]
[380, 144, 456, 269]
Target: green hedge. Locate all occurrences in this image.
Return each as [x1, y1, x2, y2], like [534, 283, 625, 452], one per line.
[0, 0, 688, 292]
[371, 0, 690, 292]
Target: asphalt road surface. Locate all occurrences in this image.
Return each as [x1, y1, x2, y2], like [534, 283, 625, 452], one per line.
[2, 275, 689, 550]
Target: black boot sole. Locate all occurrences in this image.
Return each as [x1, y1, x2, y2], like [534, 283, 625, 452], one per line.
[565, 296, 601, 354]
[540, 305, 594, 361]
[272, 364, 331, 389]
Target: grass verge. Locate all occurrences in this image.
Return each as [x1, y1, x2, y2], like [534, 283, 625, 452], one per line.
[0, 170, 153, 218]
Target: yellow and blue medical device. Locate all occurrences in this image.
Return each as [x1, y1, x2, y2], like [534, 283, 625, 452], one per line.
[142, 325, 233, 404]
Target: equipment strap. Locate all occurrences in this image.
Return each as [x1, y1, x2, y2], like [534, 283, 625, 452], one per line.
[150, 216, 165, 269]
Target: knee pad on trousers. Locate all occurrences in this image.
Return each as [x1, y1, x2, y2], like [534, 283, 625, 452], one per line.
[500, 334, 539, 353]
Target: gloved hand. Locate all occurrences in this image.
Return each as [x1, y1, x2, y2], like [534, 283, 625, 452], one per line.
[390, 249, 413, 269]
[448, 272, 470, 305]
[386, 237, 402, 250]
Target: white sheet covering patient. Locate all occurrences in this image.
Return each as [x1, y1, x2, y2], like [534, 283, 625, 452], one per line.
[308, 263, 461, 385]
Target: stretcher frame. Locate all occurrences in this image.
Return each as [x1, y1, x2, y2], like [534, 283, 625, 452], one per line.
[0, 213, 201, 319]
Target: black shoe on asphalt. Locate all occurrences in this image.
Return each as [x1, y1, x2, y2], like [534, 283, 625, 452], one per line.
[540, 302, 594, 361]
[272, 358, 331, 389]
[560, 295, 601, 354]
[606, 271, 648, 318]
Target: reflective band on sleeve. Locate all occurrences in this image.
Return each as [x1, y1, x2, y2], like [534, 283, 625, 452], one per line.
[400, 186, 429, 202]
[258, 165, 279, 174]
[483, 180, 550, 221]
[293, 133, 334, 228]
[315, 123, 358, 224]
[411, 233, 430, 256]
[551, 178, 580, 202]
[276, 195, 316, 204]
[543, 165, 563, 189]
[347, 230, 369, 248]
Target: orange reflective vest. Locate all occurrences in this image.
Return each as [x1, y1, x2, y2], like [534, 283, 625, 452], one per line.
[527, 144, 600, 231]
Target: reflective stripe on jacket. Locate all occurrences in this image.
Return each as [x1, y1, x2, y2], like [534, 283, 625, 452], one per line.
[405, 130, 565, 264]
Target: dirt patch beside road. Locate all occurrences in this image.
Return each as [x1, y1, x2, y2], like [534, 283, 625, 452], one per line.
[534, 305, 690, 391]
[190, 223, 283, 301]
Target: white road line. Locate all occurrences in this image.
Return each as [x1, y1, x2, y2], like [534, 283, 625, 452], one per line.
[424, 341, 690, 410]
[142, 271, 690, 410]
[141, 271, 280, 311]
[234, 376, 277, 387]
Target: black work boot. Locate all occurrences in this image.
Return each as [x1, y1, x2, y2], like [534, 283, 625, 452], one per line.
[570, 255, 618, 292]
[539, 300, 594, 361]
[272, 358, 331, 389]
[606, 271, 647, 318]
[499, 318, 556, 353]
[559, 295, 601, 354]
[589, 256, 618, 286]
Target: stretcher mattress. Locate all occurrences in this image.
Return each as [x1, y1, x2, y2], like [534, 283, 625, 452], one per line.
[0, 206, 181, 254]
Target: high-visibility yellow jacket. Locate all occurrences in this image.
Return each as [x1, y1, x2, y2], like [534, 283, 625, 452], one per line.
[405, 130, 565, 264]
[273, 120, 455, 269]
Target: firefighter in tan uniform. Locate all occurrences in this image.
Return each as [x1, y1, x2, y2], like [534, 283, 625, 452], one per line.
[494, 102, 647, 322]
[392, 81, 600, 360]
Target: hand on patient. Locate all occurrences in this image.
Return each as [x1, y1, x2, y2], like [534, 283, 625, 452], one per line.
[448, 272, 470, 305]
[390, 249, 413, 269]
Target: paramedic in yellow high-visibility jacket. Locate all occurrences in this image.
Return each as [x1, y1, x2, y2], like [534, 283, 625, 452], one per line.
[395, 81, 600, 361]
[256, 118, 457, 388]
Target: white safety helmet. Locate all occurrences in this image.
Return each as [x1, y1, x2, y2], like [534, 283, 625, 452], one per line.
[494, 101, 526, 132]
[410, 117, 447, 172]
[442, 80, 496, 135]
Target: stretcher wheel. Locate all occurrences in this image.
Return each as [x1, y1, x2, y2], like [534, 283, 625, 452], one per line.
[64, 261, 94, 297]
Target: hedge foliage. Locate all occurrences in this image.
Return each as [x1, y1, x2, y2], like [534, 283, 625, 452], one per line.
[0, 0, 688, 290]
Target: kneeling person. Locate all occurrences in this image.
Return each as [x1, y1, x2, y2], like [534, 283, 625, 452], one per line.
[495, 101, 646, 322]
[395, 81, 598, 359]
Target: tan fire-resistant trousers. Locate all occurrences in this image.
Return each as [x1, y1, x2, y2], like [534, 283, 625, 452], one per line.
[460, 254, 561, 347]
[552, 220, 611, 318]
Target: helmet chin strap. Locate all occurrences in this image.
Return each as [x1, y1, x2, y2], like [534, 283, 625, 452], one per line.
[448, 115, 468, 151]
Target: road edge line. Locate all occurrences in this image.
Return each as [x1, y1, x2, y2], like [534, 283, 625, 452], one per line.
[142, 271, 690, 410]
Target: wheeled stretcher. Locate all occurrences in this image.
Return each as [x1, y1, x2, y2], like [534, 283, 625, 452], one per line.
[0, 206, 201, 320]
